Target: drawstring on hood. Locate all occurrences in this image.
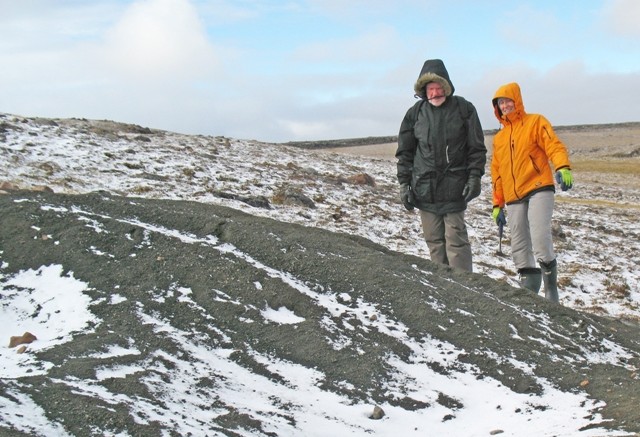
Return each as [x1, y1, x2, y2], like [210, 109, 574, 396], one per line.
[414, 59, 455, 99]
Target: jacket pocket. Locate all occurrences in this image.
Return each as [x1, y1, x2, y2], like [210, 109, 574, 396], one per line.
[412, 173, 434, 204]
[443, 170, 467, 201]
[528, 154, 541, 174]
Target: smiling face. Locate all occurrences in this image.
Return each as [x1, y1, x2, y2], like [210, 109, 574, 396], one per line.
[497, 97, 515, 115]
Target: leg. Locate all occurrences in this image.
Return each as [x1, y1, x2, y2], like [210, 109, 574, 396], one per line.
[419, 210, 448, 266]
[507, 201, 538, 291]
[528, 191, 555, 263]
[443, 211, 473, 272]
[539, 259, 559, 303]
[518, 267, 542, 293]
[528, 191, 559, 302]
[507, 201, 536, 268]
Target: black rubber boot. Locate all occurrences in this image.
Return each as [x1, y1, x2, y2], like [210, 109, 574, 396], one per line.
[539, 259, 559, 303]
[518, 267, 542, 293]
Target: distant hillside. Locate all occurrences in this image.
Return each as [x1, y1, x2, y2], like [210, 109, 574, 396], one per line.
[284, 121, 640, 149]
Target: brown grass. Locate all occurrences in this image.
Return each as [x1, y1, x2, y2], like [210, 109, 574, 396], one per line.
[555, 197, 640, 210]
[572, 158, 640, 174]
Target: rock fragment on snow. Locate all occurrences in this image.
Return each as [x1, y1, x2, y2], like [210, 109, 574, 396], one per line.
[9, 332, 37, 348]
[0, 181, 20, 192]
[348, 173, 376, 186]
[370, 405, 385, 420]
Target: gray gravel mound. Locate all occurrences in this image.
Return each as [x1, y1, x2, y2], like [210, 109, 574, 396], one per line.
[1, 190, 639, 435]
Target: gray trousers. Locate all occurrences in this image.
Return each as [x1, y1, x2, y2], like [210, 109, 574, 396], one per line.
[419, 210, 473, 272]
[507, 190, 555, 269]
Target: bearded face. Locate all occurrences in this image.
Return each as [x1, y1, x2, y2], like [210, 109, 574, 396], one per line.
[426, 82, 446, 107]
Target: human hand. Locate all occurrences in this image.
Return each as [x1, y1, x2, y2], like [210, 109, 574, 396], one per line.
[462, 175, 481, 202]
[492, 207, 506, 227]
[400, 183, 414, 210]
[555, 168, 573, 191]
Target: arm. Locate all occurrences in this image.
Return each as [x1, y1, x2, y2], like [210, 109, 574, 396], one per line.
[464, 102, 487, 177]
[537, 115, 571, 171]
[395, 104, 419, 185]
[491, 141, 505, 208]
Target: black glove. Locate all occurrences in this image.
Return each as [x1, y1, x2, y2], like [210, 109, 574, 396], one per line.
[462, 174, 481, 202]
[400, 183, 414, 210]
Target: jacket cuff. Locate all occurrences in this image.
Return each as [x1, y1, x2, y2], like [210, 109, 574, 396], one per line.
[468, 169, 482, 177]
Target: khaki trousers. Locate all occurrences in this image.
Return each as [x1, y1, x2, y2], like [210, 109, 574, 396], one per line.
[419, 210, 473, 272]
[507, 190, 555, 269]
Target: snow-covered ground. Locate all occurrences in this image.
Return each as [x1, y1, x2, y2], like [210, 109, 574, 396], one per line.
[1, 113, 639, 436]
[3, 114, 636, 321]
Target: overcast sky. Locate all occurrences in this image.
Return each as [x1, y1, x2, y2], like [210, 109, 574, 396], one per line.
[1, 0, 639, 142]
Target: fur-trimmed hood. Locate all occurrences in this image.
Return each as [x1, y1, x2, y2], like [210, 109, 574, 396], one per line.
[413, 59, 454, 99]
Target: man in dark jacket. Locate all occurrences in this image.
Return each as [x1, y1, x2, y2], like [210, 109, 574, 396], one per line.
[395, 59, 486, 272]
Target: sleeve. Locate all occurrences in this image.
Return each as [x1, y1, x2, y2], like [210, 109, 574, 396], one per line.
[464, 102, 487, 177]
[395, 104, 419, 185]
[537, 115, 571, 171]
[491, 137, 505, 208]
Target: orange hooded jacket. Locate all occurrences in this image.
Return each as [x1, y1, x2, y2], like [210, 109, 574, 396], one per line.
[491, 82, 571, 207]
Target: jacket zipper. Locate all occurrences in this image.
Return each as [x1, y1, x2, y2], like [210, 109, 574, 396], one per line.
[507, 121, 522, 201]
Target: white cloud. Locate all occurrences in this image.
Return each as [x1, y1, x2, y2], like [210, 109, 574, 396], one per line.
[467, 61, 640, 129]
[97, 0, 219, 81]
[602, 0, 640, 38]
[305, 0, 433, 19]
[498, 4, 563, 51]
[290, 25, 400, 64]
[0, 0, 639, 142]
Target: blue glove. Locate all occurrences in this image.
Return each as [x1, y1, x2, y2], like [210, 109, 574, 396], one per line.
[492, 207, 506, 227]
[555, 168, 573, 191]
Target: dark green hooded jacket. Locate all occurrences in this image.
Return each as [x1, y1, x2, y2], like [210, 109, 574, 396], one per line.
[396, 59, 487, 215]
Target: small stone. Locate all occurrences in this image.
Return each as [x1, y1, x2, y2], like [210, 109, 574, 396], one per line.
[17, 345, 27, 354]
[580, 379, 590, 387]
[9, 332, 37, 348]
[348, 173, 376, 186]
[490, 430, 504, 435]
[370, 405, 385, 420]
[0, 181, 19, 191]
[32, 185, 54, 193]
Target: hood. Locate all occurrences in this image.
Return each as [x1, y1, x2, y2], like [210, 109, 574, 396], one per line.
[492, 82, 526, 123]
[414, 59, 454, 99]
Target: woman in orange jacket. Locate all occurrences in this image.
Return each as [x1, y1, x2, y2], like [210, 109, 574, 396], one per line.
[490, 82, 573, 303]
